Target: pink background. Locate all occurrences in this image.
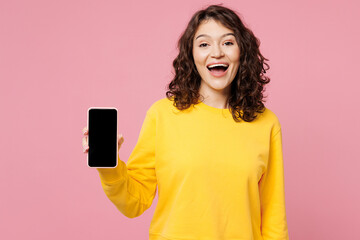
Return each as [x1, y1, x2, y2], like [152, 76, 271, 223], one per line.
[1, 0, 359, 239]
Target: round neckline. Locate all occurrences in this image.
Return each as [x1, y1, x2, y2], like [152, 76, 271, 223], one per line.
[197, 100, 232, 116]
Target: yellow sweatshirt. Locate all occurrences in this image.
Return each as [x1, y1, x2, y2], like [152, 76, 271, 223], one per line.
[97, 97, 289, 240]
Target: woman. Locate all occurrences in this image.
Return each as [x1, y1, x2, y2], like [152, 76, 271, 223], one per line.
[83, 4, 289, 240]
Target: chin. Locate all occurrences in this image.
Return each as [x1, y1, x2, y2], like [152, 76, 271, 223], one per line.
[209, 82, 231, 91]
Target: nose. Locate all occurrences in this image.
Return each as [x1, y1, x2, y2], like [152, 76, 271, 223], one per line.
[210, 44, 224, 58]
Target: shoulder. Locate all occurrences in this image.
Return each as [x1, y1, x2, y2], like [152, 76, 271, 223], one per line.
[260, 107, 282, 135]
[152, 97, 173, 108]
[146, 97, 174, 115]
[148, 97, 173, 110]
[262, 107, 280, 124]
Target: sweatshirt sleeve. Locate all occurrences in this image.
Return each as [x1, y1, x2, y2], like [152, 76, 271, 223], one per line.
[96, 105, 158, 218]
[258, 127, 289, 239]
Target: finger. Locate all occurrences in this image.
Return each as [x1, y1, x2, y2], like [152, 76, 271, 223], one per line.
[82, 137, 88, 148]
[82, 141, 89, 152]
[83, 147, 89, 153]
[83, 127, 88, 135]
[118, 134, 124, 149]
[118, 134, 124, 143]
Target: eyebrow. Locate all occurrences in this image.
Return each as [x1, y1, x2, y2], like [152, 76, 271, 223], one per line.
[195, 33, 235, 40]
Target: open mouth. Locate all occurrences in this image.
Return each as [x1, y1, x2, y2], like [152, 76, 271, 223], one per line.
[207, 65, 229, 73]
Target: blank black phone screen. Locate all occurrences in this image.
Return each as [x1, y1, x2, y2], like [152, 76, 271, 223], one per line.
[88, 108, 117, 168]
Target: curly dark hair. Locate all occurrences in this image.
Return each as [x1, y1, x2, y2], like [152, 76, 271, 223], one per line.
[165, 4, 271, 122]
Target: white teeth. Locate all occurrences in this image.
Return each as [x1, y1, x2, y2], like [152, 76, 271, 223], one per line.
[208, 63, 229, 68]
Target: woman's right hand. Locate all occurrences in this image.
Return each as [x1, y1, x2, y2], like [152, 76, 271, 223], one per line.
[82, 126, 125, 154]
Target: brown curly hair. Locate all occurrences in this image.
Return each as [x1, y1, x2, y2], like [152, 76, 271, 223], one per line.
[165, 4, 271, 122]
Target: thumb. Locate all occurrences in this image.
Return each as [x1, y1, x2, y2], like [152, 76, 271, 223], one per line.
[118, 133, 124, 148]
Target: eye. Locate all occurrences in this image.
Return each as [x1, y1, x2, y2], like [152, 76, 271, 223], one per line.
[199, 43, 208, 47]
[224, 41, 234, 46]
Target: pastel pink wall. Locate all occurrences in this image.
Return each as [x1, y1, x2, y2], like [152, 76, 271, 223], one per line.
[1, 0, 359, 239]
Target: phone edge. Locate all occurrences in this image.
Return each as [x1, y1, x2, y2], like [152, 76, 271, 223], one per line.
[87, 107, 118, 168]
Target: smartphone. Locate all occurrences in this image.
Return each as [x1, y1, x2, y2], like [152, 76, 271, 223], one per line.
[87, 107, 118, 168]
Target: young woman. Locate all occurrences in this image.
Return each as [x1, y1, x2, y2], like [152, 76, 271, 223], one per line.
[83, 4, 289, 240]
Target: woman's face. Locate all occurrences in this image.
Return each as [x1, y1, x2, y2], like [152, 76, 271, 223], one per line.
[192, 19, 240, 97]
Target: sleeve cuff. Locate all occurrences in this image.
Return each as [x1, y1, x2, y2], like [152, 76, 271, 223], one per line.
[96, 157, 127, 183]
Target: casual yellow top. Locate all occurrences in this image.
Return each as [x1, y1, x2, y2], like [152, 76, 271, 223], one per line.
[97, 97, 289, 240]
